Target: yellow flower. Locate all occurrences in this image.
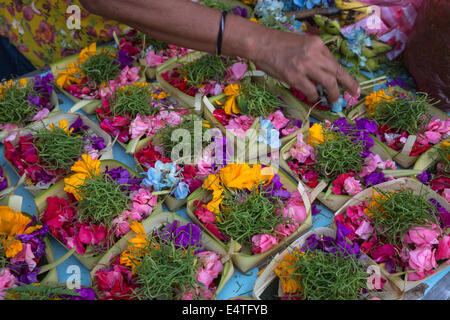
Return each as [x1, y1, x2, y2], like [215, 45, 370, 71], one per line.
[274, 249, 303, 294]
[0, 206, 40, 258]
[19, 78, 27, 87]
[64, 154, 101, 200]
[250, 18, 261, 24]
[151, 90, 169, 100]
[220, 84, 241, 115]
[49, 119, 74, 135]
[364, 191, 391, 218]
[308, 123, 325, 146]
[78, 43, 97, 63]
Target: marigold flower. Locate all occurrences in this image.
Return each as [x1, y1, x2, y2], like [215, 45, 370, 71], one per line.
[274, 249, 303, 294]
[0, 206, 40, 258]
[308, 123, 324, 146]
[64, 154, 101, 200]
[49, 119, 74, 135]
[221, 84, 241, 115]
[78, 43, 97, 63]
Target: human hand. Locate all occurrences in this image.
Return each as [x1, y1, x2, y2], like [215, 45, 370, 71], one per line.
[250, 29, 360, 105]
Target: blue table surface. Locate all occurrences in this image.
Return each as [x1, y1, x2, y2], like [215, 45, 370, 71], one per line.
[1, 89, 448, 300]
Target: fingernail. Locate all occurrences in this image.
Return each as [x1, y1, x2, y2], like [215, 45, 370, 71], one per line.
[357, 86, 361, 96]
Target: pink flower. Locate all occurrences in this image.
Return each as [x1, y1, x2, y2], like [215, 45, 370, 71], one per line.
[424, 131, 442, 145]
[251, 234, 278, 254]
[145, 49, 168, 67]
[181, 285, 214, 300]
[359, 154, 383, 178]
[129, 114, 148, 139]
[436, 235, 450, 261]
[343, 176, 363, 196]
[224, 115, 254, 139]
[267, 111, 290, 131]
[347, 205, 366, 225]
[289, 132, 314, 163]
[130, 188, 158, 216]
[0, 268, 16, 299]
[32, 108, 50, 121]
[355, 220, 373, 240]
[405, 224, 440, 246]
[10, 243, 36, 271]
[372, 244, 396, 263]
[195, 206, 216, 224]
[196, 251, 223, 288]
[408, 245, 438, 272]
[281, 125, 300, 136]
[282, 191, 307, 223]
[344, 91, 359, 107]
[158, 110, 183, 127]
[228, 62, 248, 81]
[78, 224, 107, 246]
[443, 189, 450, 202]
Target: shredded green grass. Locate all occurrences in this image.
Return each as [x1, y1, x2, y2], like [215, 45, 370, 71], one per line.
[0, 81, 39, 126]
[236, 80, 284, 118]
[216, 185, 289, 244]
[79, 50, 121, 85]
[33, 126, 86, 174]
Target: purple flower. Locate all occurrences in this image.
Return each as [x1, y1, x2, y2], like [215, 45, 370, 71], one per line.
[87, 136, 106, 151]
[174, 223, 202, 248]
[118, 50, 134, 68]
[231, 6, 248, 17]
[364, 171, 388, 187]
[262, 174, 290, 199]
[311, 202, 321, 216]
[69, 116, 89, 133]
[0, 167, 7, 191]
[355, 118, 378, 135]
[387, 78, 408, 89]
[103, 166, 142, 192]
[8, 262, 39, 285]
[428, 199, 450, 229]
[416, 170, 430, 185]
[385, 260, 398, 274]
[72, 288, 96, 300]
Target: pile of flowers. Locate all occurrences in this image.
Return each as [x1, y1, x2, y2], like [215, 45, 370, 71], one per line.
[161, 53, 249, 97]
[416, 141, 450, 202]
[0, 206, 50, 298]
[4, 117, 107, 189]
[364, 87, 449, 159]
[192, 163, 308, 255]
[0, 75, 56, 135]
[94, 219, 224, 300]
[286, 118, 396, 198]
[97, 82, 189, 145]
[118, 29, 191, 69]
[40, 155, 158, 257]
[212, 79, 303, 149]
[334, 188, 450, 282]
[136, 116, 227, 202]
[273, 226, 387, 300]
[56, 42, 141, 100]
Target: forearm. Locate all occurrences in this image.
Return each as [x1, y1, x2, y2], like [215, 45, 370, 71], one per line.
[79, 0, 263, 60]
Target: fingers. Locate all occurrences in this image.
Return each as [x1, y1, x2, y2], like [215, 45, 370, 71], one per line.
[291, 75, 319, 104]
[321, 46, 360, 97]
[309, 67, 340, 104]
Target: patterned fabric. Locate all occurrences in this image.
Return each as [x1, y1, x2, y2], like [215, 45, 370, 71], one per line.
[0, 0, 127, 68]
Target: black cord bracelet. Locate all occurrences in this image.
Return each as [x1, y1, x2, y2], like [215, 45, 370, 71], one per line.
[216, 11, 228, 56]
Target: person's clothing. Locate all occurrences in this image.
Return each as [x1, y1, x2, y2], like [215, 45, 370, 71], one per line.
[0, 0, 127, 69]
[0, 36, 36, 80]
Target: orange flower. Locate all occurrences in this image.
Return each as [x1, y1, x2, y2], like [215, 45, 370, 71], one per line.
[274, 249, 303, 294]
[56, 61, 82, 88]
[0, 206, 41, 258]
[120, 221, 151, 272]
[219, 163, 273, 191]
[365, 89, 394, 115]
[49, 119, 74, 135]
[364, 191, 391, 218]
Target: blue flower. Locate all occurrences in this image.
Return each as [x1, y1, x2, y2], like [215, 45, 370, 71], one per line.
[293, 0, 329, 10]
[331, 95, 347, 113]
[172, 181, 190, 200]
[141, 160, 182, 191]
[258, 118, 281, 149]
